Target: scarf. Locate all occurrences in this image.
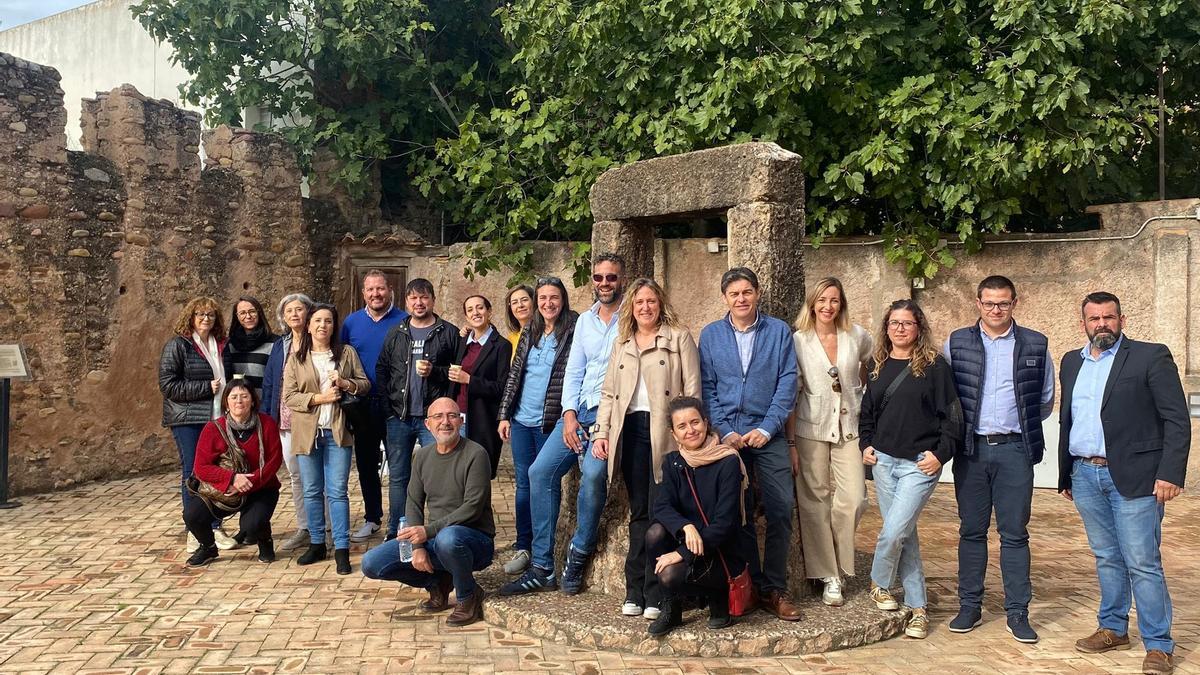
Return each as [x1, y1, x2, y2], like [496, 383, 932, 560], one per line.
[193, 331, 226, 418]
[229, 321, 277, 353]
[679, 433, 749, 525]
[226, 411, 259, 442]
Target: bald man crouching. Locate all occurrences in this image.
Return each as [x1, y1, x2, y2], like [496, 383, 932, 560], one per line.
[362, 398, 495, 626]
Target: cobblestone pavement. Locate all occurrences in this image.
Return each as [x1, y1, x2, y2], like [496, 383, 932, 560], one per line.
[1, 459, 1196, 674]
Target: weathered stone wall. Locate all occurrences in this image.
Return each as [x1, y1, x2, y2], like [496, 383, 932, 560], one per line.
[0, 53, 364, 495]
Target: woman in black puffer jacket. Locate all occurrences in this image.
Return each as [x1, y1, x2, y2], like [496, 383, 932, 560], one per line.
[159, 296, 236, 554]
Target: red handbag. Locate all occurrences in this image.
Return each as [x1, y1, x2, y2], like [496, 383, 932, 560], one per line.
[684, 468, 754, 617]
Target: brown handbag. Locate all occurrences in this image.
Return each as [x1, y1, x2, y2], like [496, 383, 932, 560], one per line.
[186, 419, 263, 518]
[683, 467, 754, 617]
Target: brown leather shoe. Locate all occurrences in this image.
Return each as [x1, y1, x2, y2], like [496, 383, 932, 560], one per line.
[419, 573, 453, 613]
[1075, 628, 1131, 653]
[446, 587, 486, 626]
[1143, 650, 1175, 674]
[761, 589, 802, 622]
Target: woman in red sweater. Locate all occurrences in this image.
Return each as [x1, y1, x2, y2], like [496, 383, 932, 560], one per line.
[186, 377, 284, 567]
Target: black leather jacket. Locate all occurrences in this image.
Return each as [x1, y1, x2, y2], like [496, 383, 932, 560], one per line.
[498, 311, 578, 434]
[158, 335, 217, 427]
[376, 315, 460, 419]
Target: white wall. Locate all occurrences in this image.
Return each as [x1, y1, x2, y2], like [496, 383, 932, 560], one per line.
[0, 0, 197, 149]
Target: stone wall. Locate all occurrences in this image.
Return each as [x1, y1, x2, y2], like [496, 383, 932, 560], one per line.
[0, 52, 367, 495]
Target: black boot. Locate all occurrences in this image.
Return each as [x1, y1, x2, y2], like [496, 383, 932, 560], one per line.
[257, 538, 276, 563]
[334, 548, 351, 575]
[707, 591, 731, 629]
[647, 598, 683, 637]
[297, 543, 327, 566]
[234, 530, 259, 546]
[186, 544, 219, 567]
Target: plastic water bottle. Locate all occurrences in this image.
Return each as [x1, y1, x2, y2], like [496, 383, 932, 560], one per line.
[397, 517, 413, 563]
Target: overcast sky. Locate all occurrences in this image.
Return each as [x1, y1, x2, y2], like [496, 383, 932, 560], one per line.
[0, 0, 92, 30]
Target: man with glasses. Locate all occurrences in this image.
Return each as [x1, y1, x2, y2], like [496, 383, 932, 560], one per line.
[501, 254, 625, 598]
[699, 267, 801, 621]
[943, 275, 1054, 643]
[341, 270, 407, 541]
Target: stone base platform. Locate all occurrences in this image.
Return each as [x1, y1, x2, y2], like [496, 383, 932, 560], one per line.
[479, 553, 910, 657]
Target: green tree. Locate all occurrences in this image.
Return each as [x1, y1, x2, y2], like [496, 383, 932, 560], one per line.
[131, 0, 510, 202]
[419, 0, 1200, 278]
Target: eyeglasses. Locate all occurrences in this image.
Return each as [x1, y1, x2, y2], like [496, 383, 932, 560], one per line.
[592, 273, 620, 283]
[980, 301, 1013, 312]
[827, 366, 841, 393]
[193, 312, 216, 319]
[236, 310, 258, 318]
[887, 320, 917, 330]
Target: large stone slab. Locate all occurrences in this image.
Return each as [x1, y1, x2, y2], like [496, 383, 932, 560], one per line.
[589, 142, 803, 223]
[482, 551, 907, 656]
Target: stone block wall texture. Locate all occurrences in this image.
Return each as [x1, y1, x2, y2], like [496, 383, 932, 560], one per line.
[0, 52, 371, 495]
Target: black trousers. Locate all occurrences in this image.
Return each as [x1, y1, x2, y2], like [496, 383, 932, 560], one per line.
[621, 412, 660, 607]
[645, 522, 727, 611]
[185, 487, 279, 547]
[351, 397, 387, 525]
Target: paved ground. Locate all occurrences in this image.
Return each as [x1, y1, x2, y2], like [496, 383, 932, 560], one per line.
[1, 459, 1197, 674]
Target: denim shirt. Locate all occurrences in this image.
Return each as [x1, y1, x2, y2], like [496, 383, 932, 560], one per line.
[561, 302, 620, 414]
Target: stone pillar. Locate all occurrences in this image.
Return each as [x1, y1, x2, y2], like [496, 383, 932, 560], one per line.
[592, 219, 655, 279]
[726, 202, 805, 322]
[0, 53, 67, 167]
[1154, 228, 1189, 371]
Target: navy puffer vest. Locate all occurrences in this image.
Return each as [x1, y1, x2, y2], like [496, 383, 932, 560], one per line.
[948, 322, 1049, 464]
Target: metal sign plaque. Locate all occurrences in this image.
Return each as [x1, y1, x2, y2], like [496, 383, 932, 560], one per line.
[0, 344, 30, 380]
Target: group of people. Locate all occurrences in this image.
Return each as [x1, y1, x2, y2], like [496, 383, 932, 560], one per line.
[159, 257, 1188, 674]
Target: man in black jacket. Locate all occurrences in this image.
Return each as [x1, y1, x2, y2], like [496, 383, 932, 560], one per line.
[1059, 292, 1188, 675]
[377, 278, 460, 540]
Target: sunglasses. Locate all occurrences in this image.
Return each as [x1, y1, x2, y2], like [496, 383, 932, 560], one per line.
[828, 366, 841, 393]
[592, 273, 620, 283]
[536, 276, 562, 285]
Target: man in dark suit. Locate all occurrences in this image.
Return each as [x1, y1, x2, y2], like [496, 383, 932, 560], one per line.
[1058, 292, 1189, 675]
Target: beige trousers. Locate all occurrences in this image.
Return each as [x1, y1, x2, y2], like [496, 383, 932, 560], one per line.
[794, 436, 867, 579]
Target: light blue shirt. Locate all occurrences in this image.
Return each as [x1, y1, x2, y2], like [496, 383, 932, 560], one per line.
[942, 323, 1055, 434]
[561, 302, 620, 414]
[729, 312, 760, 375]
[515, 332, 558, 428]
[1068, 336, 1123, 458]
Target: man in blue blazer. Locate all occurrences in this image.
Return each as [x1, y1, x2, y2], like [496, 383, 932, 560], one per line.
[1058, 291, 1188, 675]
[699, 267, 801, 621]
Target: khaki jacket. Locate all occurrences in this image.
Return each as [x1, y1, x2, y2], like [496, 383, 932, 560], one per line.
[283, 345, 370, 454]
[792, 324, 872, 445]
[593, 324, 701, 483]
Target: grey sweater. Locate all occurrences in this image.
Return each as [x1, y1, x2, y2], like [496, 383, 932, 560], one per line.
[406, 437, 495, 544]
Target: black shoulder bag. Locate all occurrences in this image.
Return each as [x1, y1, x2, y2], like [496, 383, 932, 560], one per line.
[865, 364, 911, 481]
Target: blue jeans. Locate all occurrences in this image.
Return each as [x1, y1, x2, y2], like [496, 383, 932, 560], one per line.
[736, 435, 795, 593]
[384, 416, 435, 534]
[953, 436, 1034, 614]
[171, 424, 217, 529]
[527, 407, 607, 571]
[361, 525, 494, 601]
[1072, 460, 1174, 653]
[871, 452, 941, 609]
[509, 422, 549, 551]
[297, 430, 353, 550]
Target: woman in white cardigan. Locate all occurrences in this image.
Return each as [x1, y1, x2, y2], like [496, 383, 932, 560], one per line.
[786, 277, 873, 607]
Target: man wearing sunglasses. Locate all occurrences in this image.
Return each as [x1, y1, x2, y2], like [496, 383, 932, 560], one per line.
[942, 275, 1054, 643]
[505, 253, 625, 598]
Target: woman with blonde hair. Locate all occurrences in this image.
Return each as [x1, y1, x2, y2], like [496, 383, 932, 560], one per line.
[159, 296, 237, 553]
[786, 277, 872, 607]
[858, 299, 962, 640]
[592, 277, 701, 620]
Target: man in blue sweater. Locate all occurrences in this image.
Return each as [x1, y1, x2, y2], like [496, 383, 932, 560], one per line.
[699, 267, 801, 621]
[340, 270, 407, 541]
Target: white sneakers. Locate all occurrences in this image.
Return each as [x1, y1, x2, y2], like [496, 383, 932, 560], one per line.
[351, 521, 380, 542]
[822, 576, 844, 606]
[621, 602, 643, 616]
[642, 606, 661, 620]
[503, 549, 531, 575]
[212, 528, 238, 550]
[279, 529, 310, 551]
